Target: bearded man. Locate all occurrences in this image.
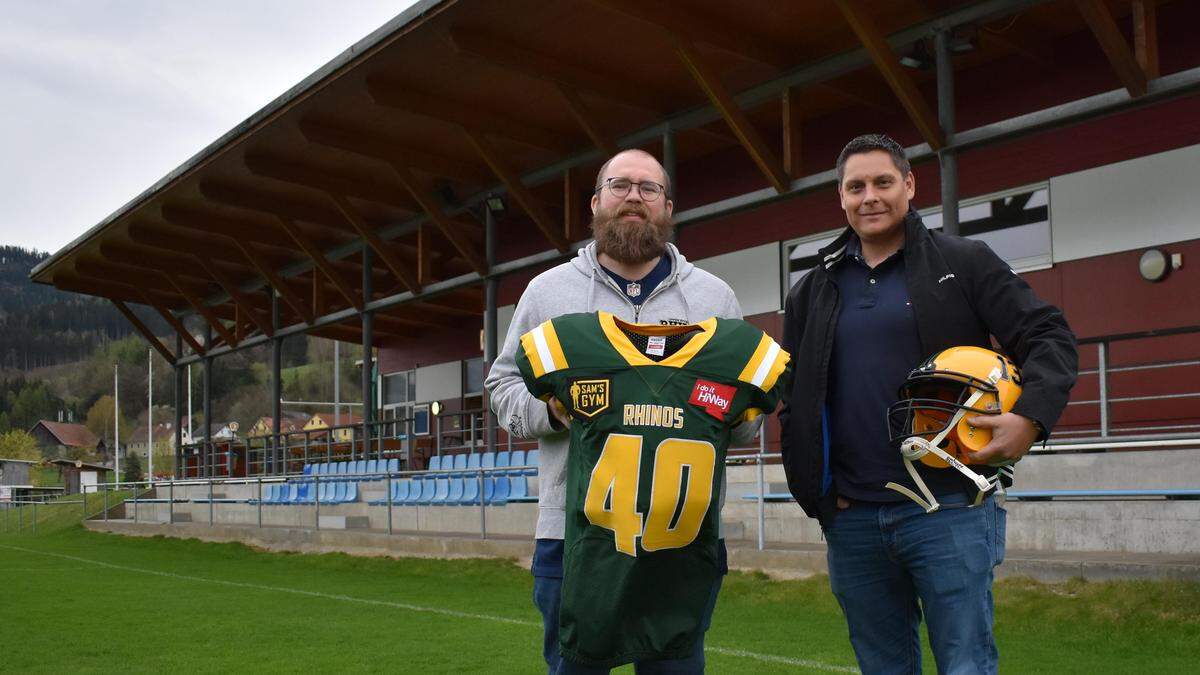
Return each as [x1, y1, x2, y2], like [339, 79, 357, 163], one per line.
[486, 148, 749, 674]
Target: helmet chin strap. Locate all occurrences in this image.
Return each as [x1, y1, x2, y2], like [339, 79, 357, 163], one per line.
[886, 388, 995, 513]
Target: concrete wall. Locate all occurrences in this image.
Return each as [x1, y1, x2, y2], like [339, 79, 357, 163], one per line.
[135, 447, 1200, 556]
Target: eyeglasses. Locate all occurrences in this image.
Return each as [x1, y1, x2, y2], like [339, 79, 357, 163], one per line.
[595, 177, 667, 202]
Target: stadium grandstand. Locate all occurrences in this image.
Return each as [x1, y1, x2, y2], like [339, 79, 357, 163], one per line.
[24, 0, 1200, 578]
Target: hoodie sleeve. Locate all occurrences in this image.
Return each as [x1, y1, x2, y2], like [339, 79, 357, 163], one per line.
[484, 282, 565, 441]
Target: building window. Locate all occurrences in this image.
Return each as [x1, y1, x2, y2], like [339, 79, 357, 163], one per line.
[780, 184, 1052, 299]
[463, 357, 485, 397]
[411, 404, 431, 436]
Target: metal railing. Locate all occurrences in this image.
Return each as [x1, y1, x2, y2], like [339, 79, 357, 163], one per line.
[1063, 326, 1200, 437]
[176, 408, 532, 480]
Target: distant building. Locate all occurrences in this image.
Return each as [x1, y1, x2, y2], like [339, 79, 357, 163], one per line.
[47, 458, 113, 494]
[247, 412, 310, 439]
[127, 422, 176, 458]
[27, 420, 106, 461]
[304, 412, 362, 443]
[0, 458, 37, 504]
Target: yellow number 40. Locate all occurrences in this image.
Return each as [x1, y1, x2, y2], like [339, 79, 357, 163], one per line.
[583, 434, 716, 556]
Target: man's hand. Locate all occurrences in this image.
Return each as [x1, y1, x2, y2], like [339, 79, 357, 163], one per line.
[547, 398, 572, 430]
[965, 413, 1040, 466]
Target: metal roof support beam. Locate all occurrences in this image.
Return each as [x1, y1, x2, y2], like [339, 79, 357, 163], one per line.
[367, 79, 569, 153]
[417, 224, 435, 286]
[662, 128, 676, 197]
[276, 217, 363, 310]
[391, 162, 488, 274]
[564, 167, 587, 243]
[464, 130, 570, 252]
[556, 84, 619, 157]
[244, 152, 418, 212]
[328, 193, 421, 293]
[1132, 0, 1159, 80]
[143, 294, 206, 356]
[193, 255, 274, 336]
[170, 63, 1200, 367]
[299, 119, 492, 184]
[835, 0, 945, 150]
[935, 30, 960, 236]
[676, 39, 790, 194]
[111, 299, 176, 365]
[782, 87, 803, 179]
[1075, 0, 1148, 97]
[233, 240, 314, 324]
[164, 274, 238, 347]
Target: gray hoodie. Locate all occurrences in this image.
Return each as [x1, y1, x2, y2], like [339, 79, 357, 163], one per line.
[485, 241, 759, 540]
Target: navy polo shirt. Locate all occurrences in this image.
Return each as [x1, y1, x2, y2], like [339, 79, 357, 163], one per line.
[601, 254, 671, 306]
[827, 235, 962, 501]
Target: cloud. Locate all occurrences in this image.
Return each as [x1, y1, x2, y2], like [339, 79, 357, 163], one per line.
[0, 0, 411, 253]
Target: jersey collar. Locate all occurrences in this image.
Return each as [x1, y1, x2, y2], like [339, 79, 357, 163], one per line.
[597, 311, 718, 368]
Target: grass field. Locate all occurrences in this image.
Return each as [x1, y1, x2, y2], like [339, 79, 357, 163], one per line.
[2, 502, 1198, 673]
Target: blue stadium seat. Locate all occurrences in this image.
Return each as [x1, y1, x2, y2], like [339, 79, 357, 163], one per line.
[386, 458, 399, 474]
[393, 479, 411, 504]
[447, 474, 466, 505]
[508, 475, 535, 502]
[487, 451, 511, 505]
[509, 450, 525, 476]
[525, 450, 539, 475]
[342, 482, 359, 503]
[302, 464, 315, 482]
[453, 453, 468, 477]
[431, 476, 451, 504]
[334, 461, 348, 481]
[460, 454, 483, 505]
[356, 459, 368, 478]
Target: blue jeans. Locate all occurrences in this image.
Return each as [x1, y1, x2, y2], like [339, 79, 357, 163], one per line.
[823, 493, 1006, 675]
[533, 539, 725, 674]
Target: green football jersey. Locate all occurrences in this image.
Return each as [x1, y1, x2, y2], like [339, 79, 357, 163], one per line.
[516, 311, 790, 668]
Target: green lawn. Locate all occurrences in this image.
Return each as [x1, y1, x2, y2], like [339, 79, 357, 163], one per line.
[0, 510, 1197, 673]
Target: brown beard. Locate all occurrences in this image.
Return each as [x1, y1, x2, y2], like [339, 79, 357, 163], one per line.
[590, 203, 673, 265]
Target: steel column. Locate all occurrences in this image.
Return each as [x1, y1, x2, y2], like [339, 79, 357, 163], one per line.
[174, 333, 183, 479]
[1098, 342, 1110, 437]
[203, 325, 213, 479]
[271, 293, 282, 475]
[362, 247, 374, 463]
[484, 205, 498, 456]
[935, 30, 959, 236]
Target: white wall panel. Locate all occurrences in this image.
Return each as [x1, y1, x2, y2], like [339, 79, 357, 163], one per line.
[692, 243, 781, 317]
[496, 304, 516, 349]
[1051, 143, 1200, 262]
[415, 360, 462, 403]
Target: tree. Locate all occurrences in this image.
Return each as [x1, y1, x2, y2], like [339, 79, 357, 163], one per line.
[123, 452, 143, 484]
[0, 430, 40, 461]
[85, 394, 128, 443]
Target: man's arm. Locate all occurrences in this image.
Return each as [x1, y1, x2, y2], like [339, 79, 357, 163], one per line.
[963, 241, 1078, 461]
[484, 285, 566, 440]
[717, 287, 766, 446]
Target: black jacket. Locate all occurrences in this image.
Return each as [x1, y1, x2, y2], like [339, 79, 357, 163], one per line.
[779, 209, 1078, 526]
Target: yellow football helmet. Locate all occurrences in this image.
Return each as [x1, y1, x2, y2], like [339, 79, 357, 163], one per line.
[885, 346, 1023, 512]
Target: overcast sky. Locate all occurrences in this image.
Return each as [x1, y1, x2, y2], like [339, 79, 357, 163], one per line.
[1, 0, 417, 254]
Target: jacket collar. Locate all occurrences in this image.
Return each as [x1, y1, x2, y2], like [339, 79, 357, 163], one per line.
[818, 207, 928, 271]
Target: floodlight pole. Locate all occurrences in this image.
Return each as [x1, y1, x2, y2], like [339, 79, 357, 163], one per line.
[175, 333, 183, 479]
[203, 325, 213, 479]
[272, 293, 282, 476]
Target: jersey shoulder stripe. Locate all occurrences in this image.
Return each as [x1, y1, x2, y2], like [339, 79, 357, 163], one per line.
[519, 319, 569, 378]
[737, 332, 790, 392]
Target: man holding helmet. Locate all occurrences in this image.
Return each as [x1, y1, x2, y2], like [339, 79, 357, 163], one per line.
[779, 134, 1077, 674]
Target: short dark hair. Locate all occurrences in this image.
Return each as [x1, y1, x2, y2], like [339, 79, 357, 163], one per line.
[835, 134, 910, 184]
[595, 149, 672, 198]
